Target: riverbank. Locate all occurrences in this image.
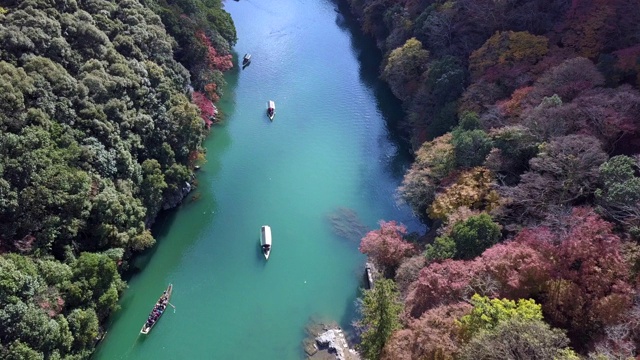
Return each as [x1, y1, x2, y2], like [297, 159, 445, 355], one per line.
[304, 319, 360, 360]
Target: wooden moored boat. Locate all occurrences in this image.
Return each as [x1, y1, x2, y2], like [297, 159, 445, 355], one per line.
[267, 100, 275, 121]
[140, 284, 172, 334]
[260, 225, 272, 260]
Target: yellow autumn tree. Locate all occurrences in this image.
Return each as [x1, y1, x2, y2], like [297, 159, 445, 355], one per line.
[469, 31, 549, 79]
[414, 133, 456, 180]
[398, 133, 455, 216]
[429, 167, 500, 221]
[382, 37, 429, 101]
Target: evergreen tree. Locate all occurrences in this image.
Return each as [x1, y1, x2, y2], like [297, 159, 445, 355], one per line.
[358, 279, 403, 360]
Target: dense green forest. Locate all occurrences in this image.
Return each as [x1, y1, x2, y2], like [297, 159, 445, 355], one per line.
[348, 0, 640, 359]
[0, 0, 234, 358]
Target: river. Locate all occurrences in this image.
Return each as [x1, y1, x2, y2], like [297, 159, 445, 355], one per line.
[93, 0, 422, 358]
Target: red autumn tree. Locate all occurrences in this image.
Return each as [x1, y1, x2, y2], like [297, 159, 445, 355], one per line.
[478, 240, 551, 300]
[204, 83, 219, 103]
[405, 259, 479, 318]
[559, 0, 616, 58]
[381, 302, 471, 360]
[359, 221, 417, 276]
[195, 30, 233, 72]
[191, 91, 216, 127]
[516, 208, 634, 344]
[558, 0, 640, 59]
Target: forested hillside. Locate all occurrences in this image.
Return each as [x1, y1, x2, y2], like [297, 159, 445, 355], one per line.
[347, 0, 640, 358]
[0, 0, 234, 358]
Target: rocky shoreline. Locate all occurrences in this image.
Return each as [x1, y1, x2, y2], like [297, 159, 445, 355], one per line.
[303, 319, 361, 360]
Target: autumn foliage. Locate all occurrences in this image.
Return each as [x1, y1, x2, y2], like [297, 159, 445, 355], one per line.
[429, 167, 500, 221]
[191, 91, 216, 127]
[518, 208, 634, 342]
[401, 208, 634, 350]
[348, 0, 640, 356]
[381, 302, 472, 360]
[359, 221, 417, 276]
[469, 31, 549, 81]
[195, 30, 233, 73]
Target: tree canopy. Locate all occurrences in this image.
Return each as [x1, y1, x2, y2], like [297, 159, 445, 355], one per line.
[349, 0, 640, 357]
[0, 0, 234, 357]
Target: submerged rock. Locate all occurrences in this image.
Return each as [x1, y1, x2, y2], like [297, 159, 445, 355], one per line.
[326, 207, 368, 242]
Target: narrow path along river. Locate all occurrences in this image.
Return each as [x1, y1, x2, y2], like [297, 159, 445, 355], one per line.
[93, 0, 423, 358]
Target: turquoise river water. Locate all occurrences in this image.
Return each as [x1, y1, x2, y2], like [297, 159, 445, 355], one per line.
[93, 0, 423, 359]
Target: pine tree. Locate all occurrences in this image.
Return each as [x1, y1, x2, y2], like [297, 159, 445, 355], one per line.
[358, 279, 403, 360]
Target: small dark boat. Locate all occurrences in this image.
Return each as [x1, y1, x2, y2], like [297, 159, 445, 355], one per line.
[242, 53, 251, 67]
[267, 100, 275, 121]
[140, 284, 172, 334]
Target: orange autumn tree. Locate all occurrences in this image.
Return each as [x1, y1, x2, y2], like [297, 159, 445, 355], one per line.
[497, 86, 534, 119]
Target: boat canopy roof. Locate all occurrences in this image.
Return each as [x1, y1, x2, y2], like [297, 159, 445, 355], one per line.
[268, 100, 275, 110]
[261, 225, 272, 246]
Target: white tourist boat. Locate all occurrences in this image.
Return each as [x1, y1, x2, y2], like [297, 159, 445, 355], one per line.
[260, 225, 272, 260]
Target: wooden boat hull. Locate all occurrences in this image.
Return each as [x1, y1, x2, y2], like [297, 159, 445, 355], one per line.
[140, 284, 172, 334]
[260, 225, 272, 260]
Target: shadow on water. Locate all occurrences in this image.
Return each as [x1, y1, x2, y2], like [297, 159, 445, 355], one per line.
[121, 208, 180, 281]
[218, 51, 241, 112]
[339, 287, 363, 342]
[328, 0, 416, 177]
[256, 239, 267, 264]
